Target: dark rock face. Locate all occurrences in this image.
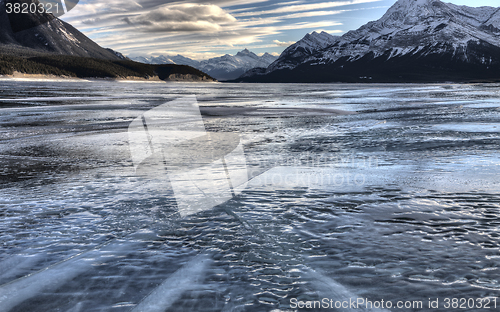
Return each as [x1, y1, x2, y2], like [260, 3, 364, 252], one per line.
[0, 0, 216, 81]
[5, 0, 79, 32]
[0, 0, 119, 60]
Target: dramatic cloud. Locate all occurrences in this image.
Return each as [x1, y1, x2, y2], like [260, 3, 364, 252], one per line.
[62, 0, 390, 59]
[123, 4, 236, 32]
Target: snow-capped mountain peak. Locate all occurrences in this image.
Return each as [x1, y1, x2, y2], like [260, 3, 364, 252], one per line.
[267, 31, 339, 72]
[239, 0, 500, 82]
[131, 49, 277, 81]
[236, 49, 257, 58]
[379, 0, 449, 27]
[297, 31, 339, 50]
[275, 0, 500, 67]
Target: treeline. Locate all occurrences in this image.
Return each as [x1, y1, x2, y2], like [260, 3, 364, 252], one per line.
[0, 54, 215, 80]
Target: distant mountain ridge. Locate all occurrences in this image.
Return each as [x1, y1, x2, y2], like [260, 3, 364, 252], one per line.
[239, 0, 500, 82]
[132, 49, 277, 81]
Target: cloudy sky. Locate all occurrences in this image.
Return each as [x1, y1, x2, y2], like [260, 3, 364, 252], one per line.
[61, 0, 498, 59]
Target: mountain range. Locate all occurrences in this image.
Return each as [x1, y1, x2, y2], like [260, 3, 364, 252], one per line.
[3, 0, 500, 83]
[132, 49, 277, 81]
[238, 0, 500, 83]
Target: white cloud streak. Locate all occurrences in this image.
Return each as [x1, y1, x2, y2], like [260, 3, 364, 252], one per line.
[233, 0, 382, 17]
[274, 39, 296, 46]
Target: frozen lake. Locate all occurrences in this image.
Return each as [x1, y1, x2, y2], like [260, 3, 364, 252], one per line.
[0, 80, 499, 311]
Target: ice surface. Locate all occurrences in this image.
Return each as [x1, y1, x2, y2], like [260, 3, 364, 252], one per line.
[0, 81, 499, 311]
[131, 254, 212, 312]
[0, 240, 138, 312]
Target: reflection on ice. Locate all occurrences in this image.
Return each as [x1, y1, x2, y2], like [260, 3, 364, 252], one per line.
[0, 240, 140, 312]
[131, 254, 212, 312]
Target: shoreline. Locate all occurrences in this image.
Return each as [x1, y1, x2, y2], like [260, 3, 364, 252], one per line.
[0, 71, 218, 83]
[0, 73, 496, 85]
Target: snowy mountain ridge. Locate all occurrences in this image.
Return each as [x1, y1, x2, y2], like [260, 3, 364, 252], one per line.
[266, 31, 339, 72]
[242, 0, 500, 82]
[132, 49, 277, 81]
[327, 0, 500, 59]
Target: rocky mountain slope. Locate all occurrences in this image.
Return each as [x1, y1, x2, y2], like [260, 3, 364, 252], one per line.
[132, 49, 277, 81]
[0, 0, 214, 81]
[0, 0, 121, 59]
[238, 0, 500, 82]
